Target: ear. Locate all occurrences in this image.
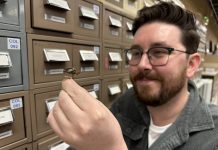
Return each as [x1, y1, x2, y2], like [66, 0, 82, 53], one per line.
[186, 53, 201, 79]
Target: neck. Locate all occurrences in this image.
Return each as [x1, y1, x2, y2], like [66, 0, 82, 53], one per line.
[147, 84, 189, 126]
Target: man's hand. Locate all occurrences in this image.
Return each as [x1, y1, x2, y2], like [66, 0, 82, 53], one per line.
[47, 79, 127, 150]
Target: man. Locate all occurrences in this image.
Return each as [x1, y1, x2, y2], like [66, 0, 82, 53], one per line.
[47, 2, 218, 150]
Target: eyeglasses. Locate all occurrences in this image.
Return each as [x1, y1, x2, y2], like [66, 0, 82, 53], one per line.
[125, 46, 192, 66]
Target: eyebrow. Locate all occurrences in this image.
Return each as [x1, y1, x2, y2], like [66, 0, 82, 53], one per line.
[130, 42, 171, 50]
[150, 42, 171, 47]
[130, 44, 142, 49]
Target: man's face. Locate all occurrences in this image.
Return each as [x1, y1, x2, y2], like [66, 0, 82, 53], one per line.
[129, 22, 189, 106]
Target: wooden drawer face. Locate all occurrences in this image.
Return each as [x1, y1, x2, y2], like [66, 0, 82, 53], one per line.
[103, 9, 122, 43]
[102, 46, 122, 75]
[122, 78, 132, 93]
[102, 79, 122, 107]
[74, 0, 102, 39]
[78, 78, 101, 100]
[31, 0, 75, 33]
[73, 44, 100, 78]
[32, 40, 73, 84]
[30, 87, 60, 140]
[10, 144, 32, 150]
[122, 17, 134, 43]
[33, 134, 70, 150]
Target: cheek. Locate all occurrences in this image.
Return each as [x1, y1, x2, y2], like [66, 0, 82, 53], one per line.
[128, 66, 138, 75]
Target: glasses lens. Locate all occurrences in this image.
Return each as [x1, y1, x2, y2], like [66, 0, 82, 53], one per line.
[126, 48, 142, 65]
[148, 47, 170, 66]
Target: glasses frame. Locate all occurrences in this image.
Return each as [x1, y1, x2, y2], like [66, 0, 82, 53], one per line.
[125, 46, 192, 66]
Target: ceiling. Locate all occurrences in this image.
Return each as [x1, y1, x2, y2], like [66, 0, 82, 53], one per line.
[209, 0, 218, 22]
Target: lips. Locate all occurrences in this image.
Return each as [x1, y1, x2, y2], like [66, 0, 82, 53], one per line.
[136, 78, 157, 86]
[134, 72, 160, 81]
[132, 71, 162, 87]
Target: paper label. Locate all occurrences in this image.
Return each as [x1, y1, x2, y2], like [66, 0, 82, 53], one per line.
[94, 47, 100, 54]
[46, 98, 58, 112]
[108, 84, 121, 95]
[0, 52, 12, 67]
[127, 32, 133, 39]
[0, 108, 13, 125]
[50, 142, 69, 150]
[80, 50, 98, 61]
[111, 30, 119, 36]
[93, 5, 99, 14]
[45, 14, 66, 23]
[0, 130, 13, 140]
[93, 84, 99, 91]
[109, 16, 122, 27]
[44, 48, 70, 62]
[45, 69, 64, 75]
[126, 22, 133, 31]
[109, 52, 122, 61]
[0, 73, 10, 79]
[46, 0, 71, 10]
[109, 65, 118, 70]
[7, 38, 20, 50]
[126, 82, 133, 89]
[10, 97, 23, 109]
[83, 23, 95, 30]
[89, 91, 98, 99]
[80, 6, 98, 19]
[81, 67, 95, 72]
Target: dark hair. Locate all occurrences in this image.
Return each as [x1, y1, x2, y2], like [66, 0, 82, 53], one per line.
[132, 2, 200, 54]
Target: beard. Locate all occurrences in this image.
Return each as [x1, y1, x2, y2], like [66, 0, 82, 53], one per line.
[130, 67, 187, 107]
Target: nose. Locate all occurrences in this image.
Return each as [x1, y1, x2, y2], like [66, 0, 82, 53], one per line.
[137, 54, 152, 71]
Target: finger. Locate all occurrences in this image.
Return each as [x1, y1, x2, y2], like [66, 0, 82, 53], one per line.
[58, 90, 84, 122]
[47, 110, 65, 139]
[52, 100, 72, 129]
[62, 79, 97, 110]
